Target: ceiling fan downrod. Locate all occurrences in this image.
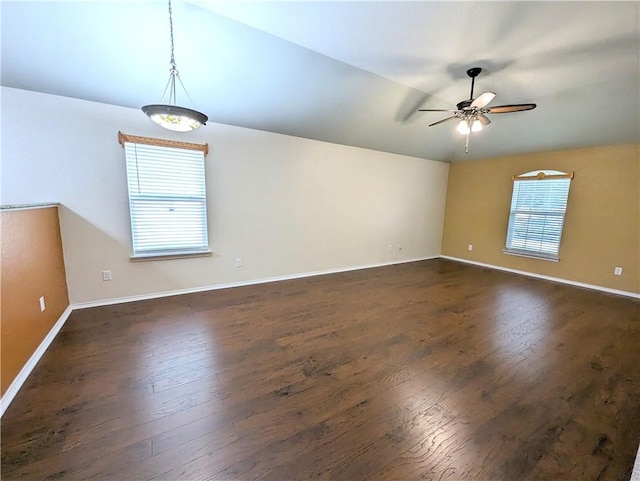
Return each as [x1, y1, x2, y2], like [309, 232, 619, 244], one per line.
[467, 67, 482, 100]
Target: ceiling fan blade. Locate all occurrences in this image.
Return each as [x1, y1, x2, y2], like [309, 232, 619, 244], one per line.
[477, 114, 491, 125]
[487, 103, 537, 113]
[470, 92, 496, 109]
[418, 109, 460, 112]
[428, 116, 458, 127]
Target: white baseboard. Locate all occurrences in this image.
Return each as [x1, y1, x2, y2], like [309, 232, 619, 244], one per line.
[3, 254, 635, 417]
[1, 257, 436, 417]
[441, 255, 640, 299]
[1, 305, 73, 417]
[632, 443, 640, 481]
[71, 256, 438, 309]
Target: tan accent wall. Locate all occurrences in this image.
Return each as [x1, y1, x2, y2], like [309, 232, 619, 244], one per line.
[442, 143, 640, 294]
[1, 206, 69, 396]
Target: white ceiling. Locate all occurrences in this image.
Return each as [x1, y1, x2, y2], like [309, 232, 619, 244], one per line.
[2, 1, 639, 162]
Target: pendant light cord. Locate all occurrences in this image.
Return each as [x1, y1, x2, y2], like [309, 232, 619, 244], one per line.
[167, 0, 177, 105]
[168, 0, 175, 70]
[158, 0, 197, 107]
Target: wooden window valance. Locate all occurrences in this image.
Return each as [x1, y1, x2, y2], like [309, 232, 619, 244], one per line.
[118, 131, 209, 155]
[512, 170, 574, 181]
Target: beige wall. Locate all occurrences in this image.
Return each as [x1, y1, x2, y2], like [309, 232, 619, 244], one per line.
[442, 143, 640, 294]
[0, 206, 70, 395]
[1, 87, 449, 304]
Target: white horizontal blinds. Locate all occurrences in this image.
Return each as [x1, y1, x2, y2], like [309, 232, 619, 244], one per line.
[124, 142, 208, 256]
[505, 171, 572, 260]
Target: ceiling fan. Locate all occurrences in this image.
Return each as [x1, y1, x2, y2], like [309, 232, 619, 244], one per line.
[419, 67, 536, 153]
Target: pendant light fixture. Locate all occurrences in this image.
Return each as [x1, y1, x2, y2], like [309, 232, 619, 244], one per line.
[142, 0, 208, 132]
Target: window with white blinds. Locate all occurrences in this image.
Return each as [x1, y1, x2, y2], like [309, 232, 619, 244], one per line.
[504, 170, 573, 261]
[122, 136, 209, 258]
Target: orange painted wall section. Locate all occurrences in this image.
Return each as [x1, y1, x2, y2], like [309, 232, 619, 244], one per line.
[1, 206, 69, 396]
[441, 143, 640, 294]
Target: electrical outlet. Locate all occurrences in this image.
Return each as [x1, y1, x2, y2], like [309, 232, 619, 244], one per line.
[614, 266, 623, 276]
[39, 296, 46, 312]
[235, 258, 242, 267]
[102, 270, 112, 281]
[468, 244, 473, 251]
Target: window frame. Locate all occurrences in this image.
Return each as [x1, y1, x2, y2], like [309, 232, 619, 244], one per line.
[118, 131, 211, 261]
[503, 170, 574, 262]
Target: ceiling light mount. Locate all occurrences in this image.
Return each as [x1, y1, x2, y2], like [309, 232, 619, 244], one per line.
[466, 67, 482, 78]
[142, 0, 208, 132]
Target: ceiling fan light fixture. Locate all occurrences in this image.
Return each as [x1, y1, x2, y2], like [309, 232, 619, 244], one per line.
[142, 0, 207, 132]
[457, 120, 471, 135]
[456, 118, 483, 135]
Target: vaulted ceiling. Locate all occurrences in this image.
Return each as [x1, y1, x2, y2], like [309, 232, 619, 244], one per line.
[2, 1, 638, 162]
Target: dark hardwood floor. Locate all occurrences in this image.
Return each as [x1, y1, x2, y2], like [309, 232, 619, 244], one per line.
[2, 259, 639, 480]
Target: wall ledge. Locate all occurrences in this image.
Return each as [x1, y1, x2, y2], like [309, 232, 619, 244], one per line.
[1, 203, 60, 211]
[441, 255, 640, 299]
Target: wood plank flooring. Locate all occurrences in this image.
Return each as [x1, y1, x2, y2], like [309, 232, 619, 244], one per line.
[2, 258, 639, 480]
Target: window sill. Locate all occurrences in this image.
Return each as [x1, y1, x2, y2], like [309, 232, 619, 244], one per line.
[130, 250, 212, 262]
[502, 249, 559, 262]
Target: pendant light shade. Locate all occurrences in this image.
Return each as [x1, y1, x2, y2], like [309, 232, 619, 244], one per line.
[142, 104, 208, 132]
[142, 0, 207, 131]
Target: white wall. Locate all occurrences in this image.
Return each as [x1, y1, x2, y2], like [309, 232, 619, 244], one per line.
[1, 87, 449, 304]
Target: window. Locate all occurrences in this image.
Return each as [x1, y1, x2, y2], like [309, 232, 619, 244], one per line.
[504, 170, 573, 261]
[118, 132, 209, 259]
